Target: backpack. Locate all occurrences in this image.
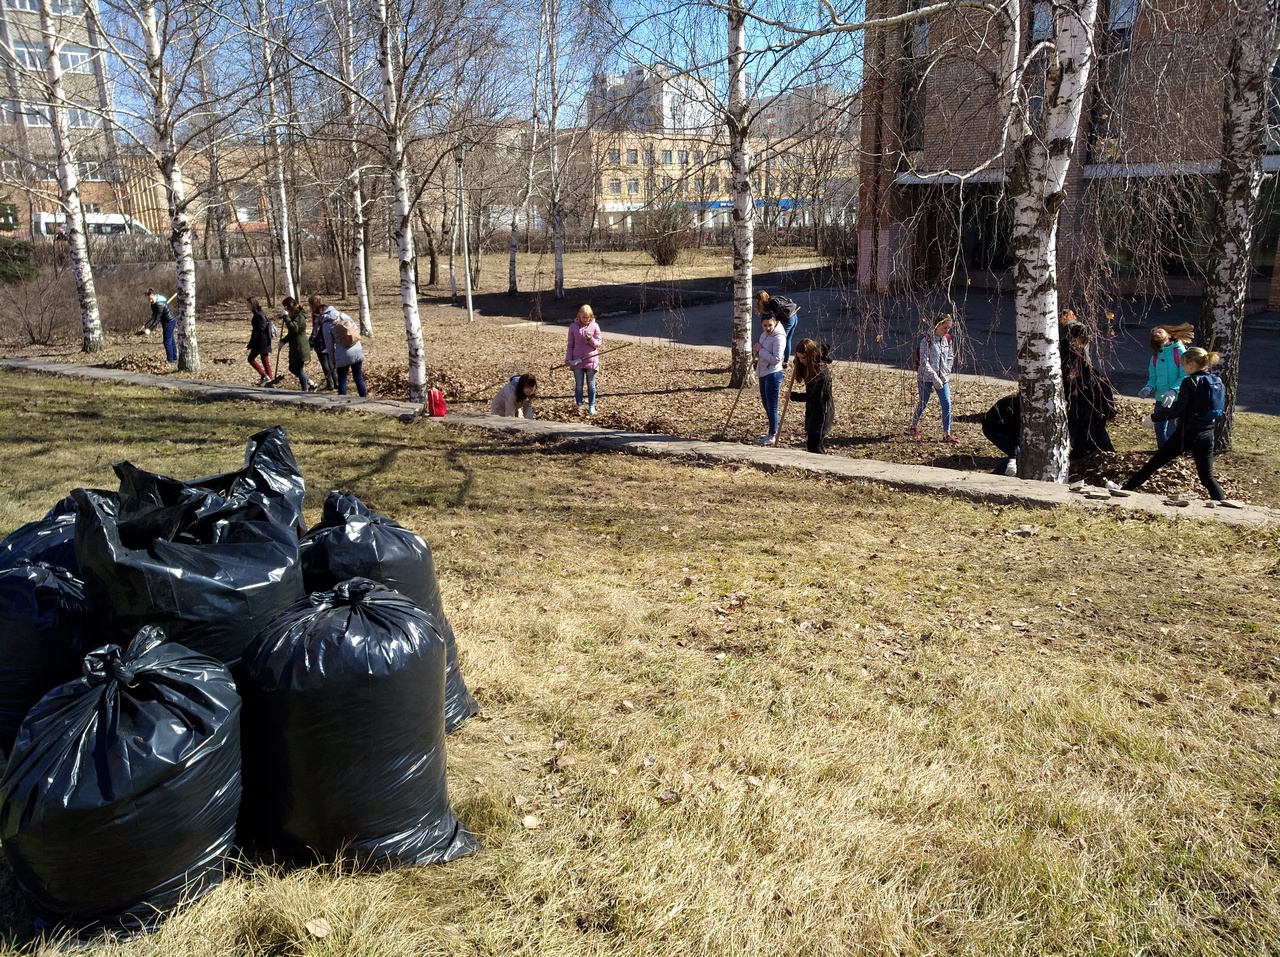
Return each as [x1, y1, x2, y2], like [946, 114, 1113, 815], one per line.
[426, 388, 447, 418]
[335, 313, 360, 349]
[912, 332, 951, 371]
[771, 295, 799, 319]
[1194, 373, 1225, 420]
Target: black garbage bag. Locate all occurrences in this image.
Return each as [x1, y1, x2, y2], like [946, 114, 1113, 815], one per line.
[0, 562, 94, 755]
[72, 488, 305, 665]
[0, 627, 241, 932]
[115, 426, 307, 536]
[0, 496, 79, 574]
[240, 578, 478, 867]
[299, 491, 478, 732]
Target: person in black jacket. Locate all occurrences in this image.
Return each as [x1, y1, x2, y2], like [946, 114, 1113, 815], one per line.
[787, 338, 834, 453]
[1060, 318, 1116, 458]
[982, 394, 1020, 475]
[246, 297, 275, 386]
[141, 288, 177, 363]
[1115, 347, 1225, 500]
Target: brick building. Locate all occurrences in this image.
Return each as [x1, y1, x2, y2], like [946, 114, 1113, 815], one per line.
[0, 0, 129, 235]
[857, 0, 1280, 305]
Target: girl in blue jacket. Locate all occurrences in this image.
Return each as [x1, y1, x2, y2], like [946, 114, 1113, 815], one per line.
[1139, 323, 1193, 448]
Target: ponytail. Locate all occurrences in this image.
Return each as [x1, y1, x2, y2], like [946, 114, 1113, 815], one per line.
[1184, 346, 1220, 370]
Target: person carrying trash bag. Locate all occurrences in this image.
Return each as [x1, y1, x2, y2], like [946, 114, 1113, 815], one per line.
[298, 490, 478, 732]
[238, 579, 478, 868]
[0, 627, 241, 934]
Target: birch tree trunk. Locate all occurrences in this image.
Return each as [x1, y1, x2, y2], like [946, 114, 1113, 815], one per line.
[1197, 7, 1280, 452]
[208, 145, 232, 274]
[1009, 0, 1097, 481]
[38, 0, 102, 352]
[378, 0, 426, 401]
[543, 0, 566, 299]
[727, 0, 754, 388]
[259, 0, 295, 301]
[341, 0, 372, 334]
[142, 0, 198, 371]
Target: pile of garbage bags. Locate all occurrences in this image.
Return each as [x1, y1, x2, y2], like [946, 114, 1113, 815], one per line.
[0, 427, 478, 934]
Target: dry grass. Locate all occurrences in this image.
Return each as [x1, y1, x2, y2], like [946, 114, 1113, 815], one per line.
[0, 373, 1278, 955]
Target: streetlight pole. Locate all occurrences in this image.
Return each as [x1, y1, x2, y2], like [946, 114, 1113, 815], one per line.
[454, 143, 474, 322]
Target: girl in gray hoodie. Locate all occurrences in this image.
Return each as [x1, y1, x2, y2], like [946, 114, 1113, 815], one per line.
[908, 314, 956, 443]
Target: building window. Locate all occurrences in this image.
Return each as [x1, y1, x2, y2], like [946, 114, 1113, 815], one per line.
[660, 149, 672, 164]
[4, 0, 83, 11]
[82, 202, 100, 213]
[708, 151, 718, 164]
[13, 41, 93, 72]
[626, 148, 638, 164]
[76, 160, 105, 181]
[677, 150, 688, 164]
[627, 178, 639, 194]
[609, 178, 622, 195]
[607, 148, 620, 164]
[662, 174, 672, 190]
[694, 150, 703, 164]
[1107, 0, 1139, 28]
[676, 178, 686, 195]
[1029, 0, 1052, 41]
[710, 175, 719, 192]
[67, 106, 101, 128]
[1087, 2, 1135, 163]
[0, 203, 16, 230]
[16, 102, 50, 126]
[644, 148, 655, 166]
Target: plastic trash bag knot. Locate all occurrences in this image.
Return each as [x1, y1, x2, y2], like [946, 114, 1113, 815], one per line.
[332, 577, 383, 605]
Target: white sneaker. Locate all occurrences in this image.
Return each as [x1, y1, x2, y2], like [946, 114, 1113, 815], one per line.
[1103, 480, 1122, 491]
[754, 434, 776, 446]
[1004, 459, 1018, 476]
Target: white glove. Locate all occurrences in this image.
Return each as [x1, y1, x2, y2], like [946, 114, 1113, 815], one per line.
[144, 328, 152, 336]
[1160, 390, 1177, 407]
[1141, 415, 1154, 427]
[1138, 386, 1154, 399]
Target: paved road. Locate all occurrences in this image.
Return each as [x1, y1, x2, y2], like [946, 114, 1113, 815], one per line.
[604, 288, 1280, 415]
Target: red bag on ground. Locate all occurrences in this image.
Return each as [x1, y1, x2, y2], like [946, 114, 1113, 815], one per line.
[427, 389, 446, 417]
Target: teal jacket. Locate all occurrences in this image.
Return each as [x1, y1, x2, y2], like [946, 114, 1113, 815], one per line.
[1145, 342, 1186, 397]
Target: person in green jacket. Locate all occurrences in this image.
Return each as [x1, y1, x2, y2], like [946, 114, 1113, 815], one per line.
[279, 296, 314, 392]
[1139, 322, 1193, 448]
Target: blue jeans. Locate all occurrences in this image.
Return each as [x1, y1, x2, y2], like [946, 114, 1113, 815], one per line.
[759, 370, 783, 436]
[573, 368, 597, 406]
[912, 380, 952, 434]
[338, 361, 366, 397]
[781, 314, 798, 364]
[162, 320, 177, 362]
[1153, 403, 1176, 448]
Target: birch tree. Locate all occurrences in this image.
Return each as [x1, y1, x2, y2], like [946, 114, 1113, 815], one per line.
[36, 0, 104, 352]
[1197, 0, 1280, 452]
[255, 0, 297, 301]
[727, 0, 754, 387]
[94, 0, 260, 373]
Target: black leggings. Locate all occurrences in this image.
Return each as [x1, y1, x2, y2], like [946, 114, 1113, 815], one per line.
[1124, 427, 1224, 500]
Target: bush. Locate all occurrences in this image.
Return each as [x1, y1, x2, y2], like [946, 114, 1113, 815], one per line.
[642, 204, 692, 267]
[0, 238, 37, 284]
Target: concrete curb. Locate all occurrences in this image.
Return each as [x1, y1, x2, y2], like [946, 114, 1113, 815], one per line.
[3, 356, 1277, 528]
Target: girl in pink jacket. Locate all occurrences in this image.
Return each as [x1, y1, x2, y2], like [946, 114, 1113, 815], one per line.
[565, 305, 603, 414]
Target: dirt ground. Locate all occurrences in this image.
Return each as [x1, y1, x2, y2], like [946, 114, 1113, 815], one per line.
[5, 250, 1279, 509]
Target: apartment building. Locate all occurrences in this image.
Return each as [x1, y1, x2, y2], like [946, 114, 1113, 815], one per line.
[0, 0, 125, 235]
[590, 130, 859, 236]
[587, 70, 860, 238]
[857, 0, 1280, 304]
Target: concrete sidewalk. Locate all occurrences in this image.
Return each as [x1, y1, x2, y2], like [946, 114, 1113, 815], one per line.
[3, 356, 1277, 528]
